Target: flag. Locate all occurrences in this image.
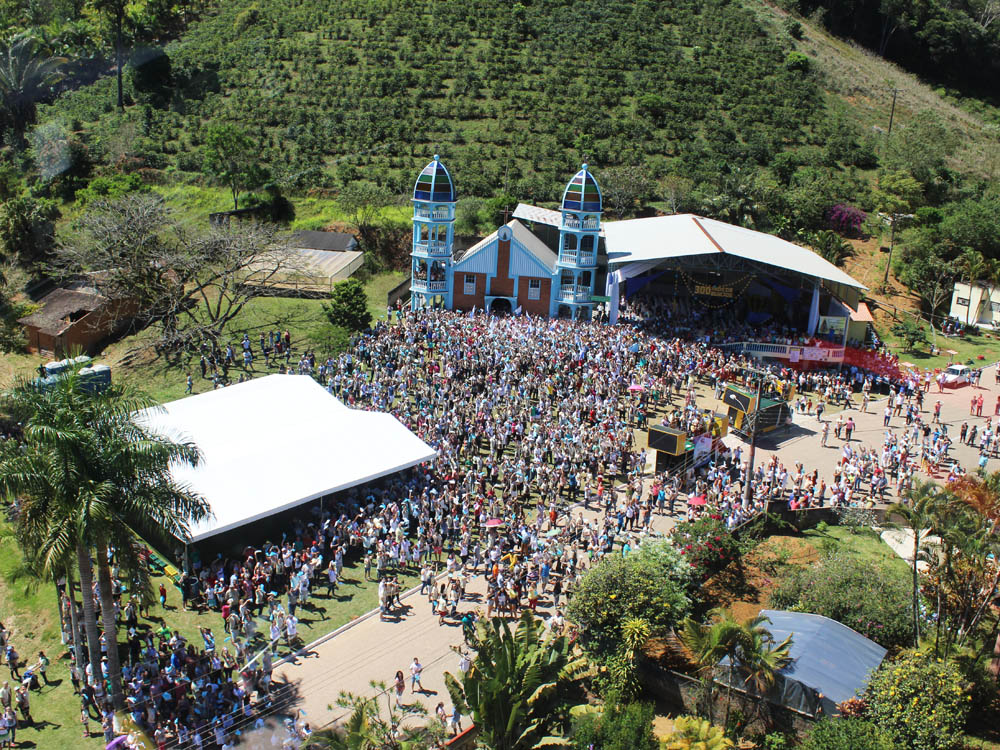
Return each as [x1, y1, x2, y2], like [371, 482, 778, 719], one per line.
[468, 306, 475, 318]
[515, 305, 523, 315]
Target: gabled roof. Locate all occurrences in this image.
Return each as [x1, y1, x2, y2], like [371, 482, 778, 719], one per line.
[454, 220, 557, 275]
[603, 214, 866, 291]
[18, 288, 106, 336]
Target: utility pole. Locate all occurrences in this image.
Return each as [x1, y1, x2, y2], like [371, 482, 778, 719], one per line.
[742, 371, 765, 507]
[886, 87, 900, 141]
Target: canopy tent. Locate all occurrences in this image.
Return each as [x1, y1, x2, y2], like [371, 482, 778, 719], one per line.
[140, 375, 437, 543]
[602, 214, 866, 327]
[719, 610, 887, 717]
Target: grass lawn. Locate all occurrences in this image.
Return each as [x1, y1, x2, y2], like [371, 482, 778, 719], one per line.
[800, 524, 909, 573]
[146, 552, 420, 663]
[877, 321, 1000, 373]
[41, 271, 408, 405]
[0, 519, 94, 749]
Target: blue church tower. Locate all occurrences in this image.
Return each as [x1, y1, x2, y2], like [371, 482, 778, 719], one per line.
[410, 155, 456, 310]
[552, 164, 602, 320]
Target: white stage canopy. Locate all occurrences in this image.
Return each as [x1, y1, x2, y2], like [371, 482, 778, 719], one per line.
[140, 375, 437, 542]
[603, 214, 866, 291]
[602, 214, 866, 327]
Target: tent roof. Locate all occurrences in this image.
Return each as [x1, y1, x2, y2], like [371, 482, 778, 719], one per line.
[752, 610, 886, 706]
[140, 375, 437, 542]
[603, 214, 867, 292]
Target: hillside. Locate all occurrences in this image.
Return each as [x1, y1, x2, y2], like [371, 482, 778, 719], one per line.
[14, 0, 991, 226]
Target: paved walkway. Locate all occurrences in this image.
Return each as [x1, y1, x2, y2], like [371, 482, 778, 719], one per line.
[272, 363, 1000, 732]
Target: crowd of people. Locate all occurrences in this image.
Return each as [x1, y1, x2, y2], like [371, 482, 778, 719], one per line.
[20, 296, 996, 749]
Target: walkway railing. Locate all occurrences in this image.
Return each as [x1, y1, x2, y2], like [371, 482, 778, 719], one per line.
[711, 341, 845, 364]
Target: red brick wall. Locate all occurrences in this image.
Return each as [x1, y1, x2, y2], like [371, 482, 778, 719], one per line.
[517, 277, 552, 316]
[452, 272, 486, 312]
[489, 239, 515, 297]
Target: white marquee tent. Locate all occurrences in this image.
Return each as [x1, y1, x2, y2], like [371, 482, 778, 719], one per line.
[140, 375, 437, 542]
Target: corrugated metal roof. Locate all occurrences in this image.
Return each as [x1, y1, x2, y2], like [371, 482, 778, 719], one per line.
[513, 203, 561, 226]
[604, 214, 867, 291]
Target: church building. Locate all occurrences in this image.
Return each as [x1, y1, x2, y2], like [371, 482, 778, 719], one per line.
[409, 156, 604, 320]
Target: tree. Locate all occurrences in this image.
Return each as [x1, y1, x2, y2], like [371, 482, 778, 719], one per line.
[598, 166, 654, 218]
[0, 33, 66, 144]
[677, 610, 793, 732]
[570, 701, 659, 750]
[957, 248, 986, 326]
[52, 194, 303, 350]
[92, 0, 128, 111]
[444, 611, 589, 750]
[308, 681, 441, 749]
[891, 318, 928, 352]
[0, 369, 209, 710]
[337, 181, 396, 251]
[567, 538, 691, 657]
[874, 170, 922, 287]
[866, 651, 970, 750]
[888, 479, 945, 646]
[0, 195, 58, 263]
[323, 278, 372, 332]
[896, 233, 956, 322]
[807, 229, 853, 267]
[202, 123, 269, 210]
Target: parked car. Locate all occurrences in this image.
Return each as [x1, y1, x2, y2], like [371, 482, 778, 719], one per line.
[941, 364, 972, 387]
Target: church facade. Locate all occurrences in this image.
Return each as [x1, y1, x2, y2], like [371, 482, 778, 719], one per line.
[409, 156, 604, 320]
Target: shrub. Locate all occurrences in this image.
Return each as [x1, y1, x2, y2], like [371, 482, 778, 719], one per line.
[567, 539, 690, 656]
[770, 551, 911, 650]
[800, 718, 894, 750]
[571, 701, 659, 750]
[669, 515, 740, 581]
[866, 651, 969, 750]
[827, 203, 866, 235]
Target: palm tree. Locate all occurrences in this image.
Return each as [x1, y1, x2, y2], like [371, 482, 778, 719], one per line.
[0, 33, 66, 143]
[308, 681, 434, 749]
[888, 478, 945, 647]
[0, 370, 208, 710]
[808, 230, 854, 267]
[678, 610, 793, 734]
[444, 611, 589, 750]
[677, 609, 745, 726]
[958, 248, 986, 327]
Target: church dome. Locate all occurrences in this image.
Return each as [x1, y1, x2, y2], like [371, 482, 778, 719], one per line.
[561, 164, 602, 212]
[412, 155, 456, 203]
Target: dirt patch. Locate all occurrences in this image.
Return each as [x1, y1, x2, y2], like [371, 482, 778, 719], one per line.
[699, 535, 819, 621]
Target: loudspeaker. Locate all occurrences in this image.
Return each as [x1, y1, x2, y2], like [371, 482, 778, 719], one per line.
[648, 425, 687, 455]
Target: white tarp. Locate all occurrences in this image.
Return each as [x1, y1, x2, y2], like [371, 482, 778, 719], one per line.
[140, 375, 437, 542]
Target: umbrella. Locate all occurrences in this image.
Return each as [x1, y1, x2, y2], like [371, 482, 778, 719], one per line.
[687, 495, 707, 506]
[900, 362, 915, 368]
[485, 518, 504, 528]
[628, 383, 645, 392]
[946, 349, 959, 355]
[106, 738, 128, 750]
